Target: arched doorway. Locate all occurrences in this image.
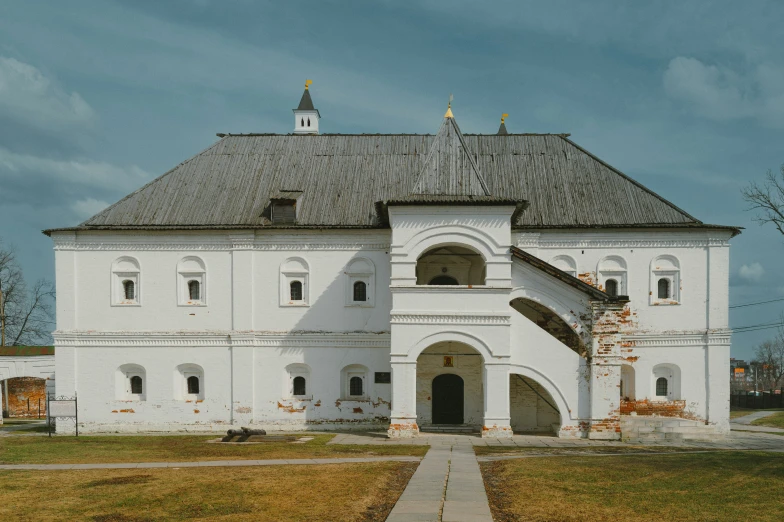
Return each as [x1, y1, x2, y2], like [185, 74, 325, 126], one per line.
[432, 374, 464, 424]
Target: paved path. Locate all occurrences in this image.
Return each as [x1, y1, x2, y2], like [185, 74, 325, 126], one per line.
[732, 410, 779, 425]
[0, 455, 421, 471]
[387, 439, 492, 522]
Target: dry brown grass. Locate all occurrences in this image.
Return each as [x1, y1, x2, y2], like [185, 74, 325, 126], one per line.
[480, 451, 784, 522]
[0, 433, 427, 464]
[0, 461, 418, 521]
[474, 445, 698, 456]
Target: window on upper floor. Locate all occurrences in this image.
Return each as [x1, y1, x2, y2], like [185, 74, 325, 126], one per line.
[345, 257, 375, 306]
[598, 255, 627, 297]
[178, 256, 206, 306]
[280, 257, 309, 306]
[112, 257, 141, 306]
[656, 377, 668, 397]
[605, 278, 618, 297]
[549, 255, 578, 278]
[651, 255, 680, 305]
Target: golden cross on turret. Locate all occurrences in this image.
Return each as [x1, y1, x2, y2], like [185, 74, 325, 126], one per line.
[305, 79, 313, 90]
[501, 113, 509, 124]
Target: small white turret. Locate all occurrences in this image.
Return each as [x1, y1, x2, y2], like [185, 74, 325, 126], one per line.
[293, 79, 320, 134]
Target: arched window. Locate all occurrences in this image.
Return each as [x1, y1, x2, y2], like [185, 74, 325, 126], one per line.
[301, 118, 304, 126]
[130, 375, 143, 395]
[293, 376, 306, 396]
[656, 377, 668, 397]
[345, 257, 375, 306]
[353, 281, 367, 302]
[188, 280, 200, 301]
[349, 376, 363, 396]
[307, 117, 310, 126]
[116, 364, 146, 400]
[112, 256, 141, 305]
[550, 255, 578, 278]
[187, 375, 200, 395]
[341, 364, 369, 399]
[178, 256, 206, 305]
[597, 256, 627, 296]
[281, 257, 309, 306]
[123, 280, 135, 300]
[290, 280, 303, 301]
[651, 255, 680, 304]
[429, 275, 459, 285]
[176, 364, 205, 400]
[657, 278, 670, 299]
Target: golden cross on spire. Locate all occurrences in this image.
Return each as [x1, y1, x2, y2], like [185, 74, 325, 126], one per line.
[501, 113, 509, 123]
[305, 79, 313, 90]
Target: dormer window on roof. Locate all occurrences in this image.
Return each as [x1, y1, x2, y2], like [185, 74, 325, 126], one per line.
[271, 199, 296, 224]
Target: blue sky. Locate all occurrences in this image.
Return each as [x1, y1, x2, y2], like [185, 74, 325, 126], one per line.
[1, 1, 783, 358]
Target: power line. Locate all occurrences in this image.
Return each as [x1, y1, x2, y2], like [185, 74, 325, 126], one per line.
[730, 297, 784, 309]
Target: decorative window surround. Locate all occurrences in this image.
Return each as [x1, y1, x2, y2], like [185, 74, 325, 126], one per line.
[597, 255, 628, 296]
[345, 257, 375, 307]
[280, 257, 310, 306]
[116, 364, 146, 401]
[341, 364, 369, 400]
[650, 255, 681, 305]
[549, 255, 577, 277]
[176, 364, 205, 401]
[177, 256, 207, 306]
[111, 256, 141, 306]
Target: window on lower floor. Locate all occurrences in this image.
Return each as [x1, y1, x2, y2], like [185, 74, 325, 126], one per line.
[349, 376, 364, 396]
[293, 376, 306, 396]
[130, 375, 143, 395]
[187, 375, 200, 395]
[656, 377, 668, 397]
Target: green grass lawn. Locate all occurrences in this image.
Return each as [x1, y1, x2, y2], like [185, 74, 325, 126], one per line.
[0, 433, 427, 464]
[481, 451, 784, 522]
[730, 408, 756, 419]
[0, 461, 417, 521]
[751, 411, 784, 429]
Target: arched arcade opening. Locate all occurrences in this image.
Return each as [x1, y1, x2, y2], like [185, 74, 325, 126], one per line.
[509, 374, 561, 434]
[416, 245, 486, 286]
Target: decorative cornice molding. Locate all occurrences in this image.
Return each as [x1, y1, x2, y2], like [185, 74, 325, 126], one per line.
[53, 241, 391, 252]
[53, 331, 391, 348]
[622, 330, 731, 347]
[516, 237, 730, 249]
[391, 313, 511, 325]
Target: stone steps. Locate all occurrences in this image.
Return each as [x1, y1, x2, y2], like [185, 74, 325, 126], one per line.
[621, 416, 723, 442]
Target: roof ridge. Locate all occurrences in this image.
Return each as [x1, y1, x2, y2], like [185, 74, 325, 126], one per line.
[557, 136, 701, 224]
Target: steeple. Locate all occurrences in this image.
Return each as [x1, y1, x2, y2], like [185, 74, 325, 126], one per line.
[411, 100, 490, 197]
[497, 113, 509, 135]
[293, 79, 320, 134]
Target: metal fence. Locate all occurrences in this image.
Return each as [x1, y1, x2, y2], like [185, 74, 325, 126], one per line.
[731, 389, 784, 409]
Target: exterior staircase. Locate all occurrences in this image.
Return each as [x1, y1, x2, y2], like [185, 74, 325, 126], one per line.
[419, 424, 480, 434]
[620, 415, 723, 442]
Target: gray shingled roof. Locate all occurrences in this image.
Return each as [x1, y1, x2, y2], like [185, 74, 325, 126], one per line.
[67, 117, 713, 231]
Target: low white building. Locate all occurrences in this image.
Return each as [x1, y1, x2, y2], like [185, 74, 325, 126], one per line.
[46, 85, 737, 438]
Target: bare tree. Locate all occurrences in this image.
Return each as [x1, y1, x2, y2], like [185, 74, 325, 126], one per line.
[742, 164, 784, 235]
[0, 239, 55, 346]
[753, 325, 784, 390]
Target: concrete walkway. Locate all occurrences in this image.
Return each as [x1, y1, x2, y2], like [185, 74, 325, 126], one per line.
[732, 410, 779, 425]
[387, 440, 492, 522]
[0, 455, 421, 471]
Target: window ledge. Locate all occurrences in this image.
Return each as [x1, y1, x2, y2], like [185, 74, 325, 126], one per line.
[288, 395, 313, 401]
[178, 302, 207, 307]
[281, 302, 310, 307]
[111, 302, 141, 307]
[650, 300, 681, 306]
[345, 303, 374, 308]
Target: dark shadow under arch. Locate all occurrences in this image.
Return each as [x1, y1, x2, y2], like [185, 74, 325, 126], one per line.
[510, 298, 586, 357]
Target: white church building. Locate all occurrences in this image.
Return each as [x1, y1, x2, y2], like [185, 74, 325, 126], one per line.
[45, 84, 738, 438]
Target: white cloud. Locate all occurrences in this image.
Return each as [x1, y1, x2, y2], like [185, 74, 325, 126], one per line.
[0, 56, 96, 131]
[738, 262, 765, 283]
[71, 197, 110, 220]
[663, 56, 784, 127]
[0, 147, 150, 192]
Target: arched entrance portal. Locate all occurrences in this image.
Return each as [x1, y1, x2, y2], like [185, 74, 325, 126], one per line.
[432, 374, 464, 424]
[416, 342, 484, 428]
